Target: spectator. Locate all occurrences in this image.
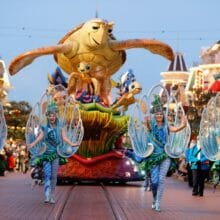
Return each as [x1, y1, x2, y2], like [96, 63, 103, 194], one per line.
[5, 149, 15, 172]
[18, 147, 26, 173]
[0, 153, 7, 176]
[189, 137, 210, 197]
[178, 155, 188, 177]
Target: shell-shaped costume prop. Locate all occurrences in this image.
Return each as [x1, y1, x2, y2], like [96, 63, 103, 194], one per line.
[26, 85, 84, 158]
[199, 93, 220, 161]
[165, 96, 191, 158]
[0, 104, 7, 151]
[128, 84, 190, 158]
[128, 103, 154, 158]
[9, 18, 174, 106]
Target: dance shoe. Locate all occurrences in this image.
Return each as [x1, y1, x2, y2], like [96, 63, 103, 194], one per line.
[50, 195, 55, 204]
[44, 195, 50, 203]
[155, 203, 161, 212]
[151, 202, 156, 209]
[151, 197, 156, 209]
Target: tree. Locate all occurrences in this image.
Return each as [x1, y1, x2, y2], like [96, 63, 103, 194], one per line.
[4, 101, 32, 140]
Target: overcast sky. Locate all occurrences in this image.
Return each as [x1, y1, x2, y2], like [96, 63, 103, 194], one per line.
[0, 0, 219, 106]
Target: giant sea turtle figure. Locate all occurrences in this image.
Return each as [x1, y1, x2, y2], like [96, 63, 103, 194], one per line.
[9, 18, 174, 105]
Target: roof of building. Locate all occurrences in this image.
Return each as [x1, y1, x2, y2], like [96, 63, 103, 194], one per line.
[168, 52, 188, 72]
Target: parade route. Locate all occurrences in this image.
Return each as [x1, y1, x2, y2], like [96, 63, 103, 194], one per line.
[0, 172, 220, 220]
[1, 2, 220, 220]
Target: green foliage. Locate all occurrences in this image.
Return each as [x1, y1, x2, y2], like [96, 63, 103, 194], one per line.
[4, 101, 32, 140]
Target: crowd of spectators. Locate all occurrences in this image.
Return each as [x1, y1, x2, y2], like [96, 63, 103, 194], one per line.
[0, 140, 29, 176]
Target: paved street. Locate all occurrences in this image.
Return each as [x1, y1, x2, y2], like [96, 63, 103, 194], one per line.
[0, 172, 219, 220]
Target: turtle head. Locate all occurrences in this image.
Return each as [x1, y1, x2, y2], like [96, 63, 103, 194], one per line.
[77, 61, 91, 74]
[81, 18, 114, 48]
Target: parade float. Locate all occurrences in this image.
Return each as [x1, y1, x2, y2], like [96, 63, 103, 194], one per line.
[9, 18, 174, 182]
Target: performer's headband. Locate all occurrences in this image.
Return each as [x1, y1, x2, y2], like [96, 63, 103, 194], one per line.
[150, 94, 164, 114]
[46, 101, 58, 117]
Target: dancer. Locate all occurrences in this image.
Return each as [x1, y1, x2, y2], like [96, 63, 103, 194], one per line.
[144, 100, 187, 212]
[27, 102, 79, 204]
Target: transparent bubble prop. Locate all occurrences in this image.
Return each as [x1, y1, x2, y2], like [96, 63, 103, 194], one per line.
[0, 104, 7, 151]
[128, 102, 154, 158]
[165, 96, 191, 158]
[199, 95, 220, 161]
[199, 109, 218, 161]
[57, 95, 84, 158]
[26, 102, 46, 156]
[213, 93, 220, 159]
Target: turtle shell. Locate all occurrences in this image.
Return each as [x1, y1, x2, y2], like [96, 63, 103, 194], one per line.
[54, 21, 126, 76]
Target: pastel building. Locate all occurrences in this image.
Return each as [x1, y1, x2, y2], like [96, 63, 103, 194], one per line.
[187, 41, 220, 93]
[160, 51, 189, 106]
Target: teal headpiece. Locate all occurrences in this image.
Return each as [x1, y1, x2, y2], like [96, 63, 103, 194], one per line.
[150, 94, 164, 114]
[46, 101, 58, 117]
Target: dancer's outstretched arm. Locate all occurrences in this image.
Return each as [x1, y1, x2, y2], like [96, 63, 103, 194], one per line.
[61, 128, 79, 147]
[169, 116, 187, 132]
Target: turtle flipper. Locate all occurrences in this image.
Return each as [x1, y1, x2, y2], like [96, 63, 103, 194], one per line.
[110, 39, 174, 61]
[9, 43, 72, 75]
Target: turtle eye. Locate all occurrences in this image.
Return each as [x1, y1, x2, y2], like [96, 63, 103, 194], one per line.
[77, 64, 80, 68]
[131, 85, 135, 89]
[92, 26, 99, 30]
[108, 29, 112, 33]
[86, 65, 90, 70]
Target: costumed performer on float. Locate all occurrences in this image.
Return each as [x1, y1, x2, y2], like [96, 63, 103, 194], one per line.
[27, 101, 79, 204]
[144, 96, 187, 212]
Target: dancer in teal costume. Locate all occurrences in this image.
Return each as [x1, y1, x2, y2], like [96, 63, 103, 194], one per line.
[28, 102, 78, 204]
[144, 104, 187, 212]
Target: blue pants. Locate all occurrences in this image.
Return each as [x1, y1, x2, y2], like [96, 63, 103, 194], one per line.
[150, 158, 171, 205]
[144, 171, 151, 188]
[43, 158, 59, 197]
